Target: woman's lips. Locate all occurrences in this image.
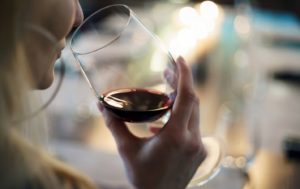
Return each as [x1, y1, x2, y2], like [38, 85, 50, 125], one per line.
[56, 40, 66, 59]
[57, 51, 62, 59]
[56, 46, 65, 59]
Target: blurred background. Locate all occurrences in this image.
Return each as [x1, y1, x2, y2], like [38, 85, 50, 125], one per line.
[41, 0, 300, 188]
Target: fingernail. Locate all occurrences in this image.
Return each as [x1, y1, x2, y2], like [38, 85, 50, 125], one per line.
[177, 56, 184, 64]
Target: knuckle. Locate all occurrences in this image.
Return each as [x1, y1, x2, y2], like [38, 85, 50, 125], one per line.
[167, 136, 202, 156]
[186, 144, 199, 155]
[170, 135, 182, 149]
[182, 88, 197, 102]
[194, 95, 200, 105]
[164, 132, 184, 149]
[184, 139, 202, 156]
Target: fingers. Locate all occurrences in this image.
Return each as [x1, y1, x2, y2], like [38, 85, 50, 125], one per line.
[187, 98, 200, 136]
[97, 103, 139, 151]
[168, 56, 197, 129]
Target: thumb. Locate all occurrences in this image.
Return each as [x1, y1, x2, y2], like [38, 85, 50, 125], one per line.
[97, 103, 139, 151]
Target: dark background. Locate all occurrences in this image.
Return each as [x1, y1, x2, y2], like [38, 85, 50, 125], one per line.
[80, 0, 300, 20]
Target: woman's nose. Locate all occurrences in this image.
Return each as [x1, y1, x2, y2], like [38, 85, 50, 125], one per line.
[74, 1, 84, 27]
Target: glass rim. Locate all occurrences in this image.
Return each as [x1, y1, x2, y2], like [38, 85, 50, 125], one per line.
[69, 4, 133, 55]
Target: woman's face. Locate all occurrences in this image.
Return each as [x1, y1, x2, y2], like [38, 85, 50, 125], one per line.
[24, 0, 84, 89]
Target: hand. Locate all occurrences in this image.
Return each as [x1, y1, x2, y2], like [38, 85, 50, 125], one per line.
[98, 57, 206, 189]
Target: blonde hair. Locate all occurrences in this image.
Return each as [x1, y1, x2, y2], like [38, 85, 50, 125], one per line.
[0, 1, 97, 188]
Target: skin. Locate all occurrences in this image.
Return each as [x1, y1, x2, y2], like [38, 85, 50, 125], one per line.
[99, 57, 207, 189]
[24, 0, 83, 89]
[26, 1, 207, 188]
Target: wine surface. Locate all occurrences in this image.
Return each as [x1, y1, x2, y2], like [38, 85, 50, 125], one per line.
[100, 88, 173, 122]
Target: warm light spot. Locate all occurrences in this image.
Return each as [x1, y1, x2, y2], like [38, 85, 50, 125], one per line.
[150, 51, 167, 72]
[234, 15, 250, 37]
[178, 6, 199, 26]
[169, 28, 198, 56]
[171, 1, 223, 57]
[169, 0, 189, 3]
[191, 17, 215, 39]
[199, 1, 219, 20]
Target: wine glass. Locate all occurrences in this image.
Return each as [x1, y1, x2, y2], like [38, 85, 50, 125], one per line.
[69, 4, 223, 187]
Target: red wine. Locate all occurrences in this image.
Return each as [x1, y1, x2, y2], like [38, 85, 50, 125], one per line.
[100, 88, 173, 122]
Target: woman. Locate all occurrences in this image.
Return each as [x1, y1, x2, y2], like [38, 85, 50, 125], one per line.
[0, 0, 206, 188]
